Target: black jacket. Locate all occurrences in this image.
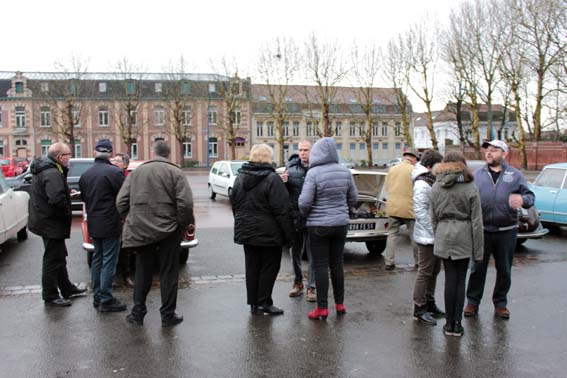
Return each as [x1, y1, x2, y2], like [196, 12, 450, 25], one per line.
[28, 157, 72, 239]
[230, 162, 295, 247]
[285, 154, 308, 212]
[79, 158, 125, 238]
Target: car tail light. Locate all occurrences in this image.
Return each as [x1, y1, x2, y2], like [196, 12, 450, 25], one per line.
[384, 222, 389, 229]
[183, 224, 195, 241]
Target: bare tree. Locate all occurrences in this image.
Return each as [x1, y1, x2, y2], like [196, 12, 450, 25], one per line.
[304, 33, 347, 137]
[382, 36, 414, 147]
[164, 56, 194, 165]
[114, 58, 144, 154]
[257, 37, 301, 166]
[351, 43, 387, 165]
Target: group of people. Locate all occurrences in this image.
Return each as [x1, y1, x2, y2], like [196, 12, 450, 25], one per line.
[29, 140, 195, 327]
[386, 140, 534, 337]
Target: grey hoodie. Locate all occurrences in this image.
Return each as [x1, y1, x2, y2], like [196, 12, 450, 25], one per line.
[298, 138, 358, 227]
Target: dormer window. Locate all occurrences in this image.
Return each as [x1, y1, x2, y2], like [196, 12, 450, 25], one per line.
[15, 82, 24, 94]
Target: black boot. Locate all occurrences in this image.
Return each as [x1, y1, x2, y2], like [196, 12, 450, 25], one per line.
[426, 301, 446, 318]
[413, 305, 437, 325]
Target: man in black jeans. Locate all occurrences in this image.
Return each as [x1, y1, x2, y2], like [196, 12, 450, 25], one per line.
[464, 140, 534, 320]
[28, 142, 86, 307]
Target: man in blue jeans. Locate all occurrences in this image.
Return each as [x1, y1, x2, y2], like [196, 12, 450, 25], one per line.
[464, 140, 534, 319]
[80, 139, 127, 312]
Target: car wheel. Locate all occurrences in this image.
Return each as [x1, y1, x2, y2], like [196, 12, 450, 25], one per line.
[17, 227, 28, 241]
[227, 187, 233, 197]
[208, 184, 216, 200]
[366, 240, 386, 255]
[179, 249, 189, 264]
[87, 251, 93, 268]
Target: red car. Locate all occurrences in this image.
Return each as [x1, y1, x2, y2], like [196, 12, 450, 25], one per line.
[1, 158, 24, 177]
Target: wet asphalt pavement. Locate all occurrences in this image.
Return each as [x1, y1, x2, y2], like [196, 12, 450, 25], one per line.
[1, 173, 566, 378]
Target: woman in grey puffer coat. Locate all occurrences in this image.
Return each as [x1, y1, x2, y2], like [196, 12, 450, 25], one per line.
[411, 149, 444, 325]
[299, 137, 358, 320]
[431, 152, 484, 337]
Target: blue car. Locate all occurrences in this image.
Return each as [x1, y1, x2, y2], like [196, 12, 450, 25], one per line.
[530, 162, 567, 226]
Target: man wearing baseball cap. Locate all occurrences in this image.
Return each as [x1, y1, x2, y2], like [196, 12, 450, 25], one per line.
[464, 139, 534, 319]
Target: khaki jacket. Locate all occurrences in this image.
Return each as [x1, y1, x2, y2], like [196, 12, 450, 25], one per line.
[116, 157, 194, 248]
[385, 159, 415, 219]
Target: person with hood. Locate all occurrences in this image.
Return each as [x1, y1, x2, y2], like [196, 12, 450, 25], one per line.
[430, 152, 484, 337]
[411, 149, 444, 325]
[231, 144, 294, 316]
[299, 137, 358, 320]
[29, 142, 86, 306]
[280, 140, 316, 301]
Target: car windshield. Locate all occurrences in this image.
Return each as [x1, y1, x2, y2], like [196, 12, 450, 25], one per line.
[230, 162, 245, 174]
[0, 159, 9, 165]
[68, 162, 93, 177]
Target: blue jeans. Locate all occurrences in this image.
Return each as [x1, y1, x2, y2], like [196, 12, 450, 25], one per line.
[308, 225, 348, 309]
[92, 237, 121, 305]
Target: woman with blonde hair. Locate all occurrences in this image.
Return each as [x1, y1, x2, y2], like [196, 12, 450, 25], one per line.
[430, 151, 483, 337]
[230, 144, 295, 315]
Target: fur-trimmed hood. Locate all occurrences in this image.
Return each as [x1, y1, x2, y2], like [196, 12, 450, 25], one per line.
[433, 162, 472, 188]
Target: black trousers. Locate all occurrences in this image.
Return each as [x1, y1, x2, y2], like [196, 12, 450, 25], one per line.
[41, 238, 75, 301]
[244, 245, 282, 306]
[131, 230, 181, 320]
[308, 225, 348, 309]
[442, 257, 470, 323]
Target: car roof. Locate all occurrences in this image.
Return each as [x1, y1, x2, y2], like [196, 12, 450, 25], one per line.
[542, 162, 567, 169]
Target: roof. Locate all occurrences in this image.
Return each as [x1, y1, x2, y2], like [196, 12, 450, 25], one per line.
[0, 71, 228, 82]
[542, 162, 567, 169]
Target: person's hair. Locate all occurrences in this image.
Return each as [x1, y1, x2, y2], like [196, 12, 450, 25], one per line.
[420, 149, 443, 169]
[298, 139, 313, 146]
[47, 142, 69, 160]
[443, 151, 473, 181]
[249, 143, 273, 164]
[153, 140, 170, 158]
[114, 152, 130, 165]
[95, 151, 111, 159]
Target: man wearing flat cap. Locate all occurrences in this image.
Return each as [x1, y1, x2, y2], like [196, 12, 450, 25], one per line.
[464, 139, 534, 320]
[80, 139, 127, 312]
[383, 148, 420, 270]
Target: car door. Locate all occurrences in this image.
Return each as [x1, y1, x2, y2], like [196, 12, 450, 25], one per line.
[0, 178, 7, 243]
[0, 173, 18, 242]
[216, 163, 230, 196]
[532, 168, 565, 224]
[553, 169, 567, 224]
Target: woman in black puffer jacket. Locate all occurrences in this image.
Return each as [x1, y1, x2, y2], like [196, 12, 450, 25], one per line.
[231, 144, 295, 316]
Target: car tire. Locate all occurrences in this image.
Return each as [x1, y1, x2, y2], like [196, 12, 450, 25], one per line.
[17, 227, 28, 241]
[179, 249, 189, 264]
[227, 187, 233, 197]
[208, 184, 216, 200]
[366, 240, 387, 255]
[87, 250, 93, 269]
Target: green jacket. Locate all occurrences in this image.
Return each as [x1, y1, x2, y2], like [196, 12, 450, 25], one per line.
[430, 162, 484, 261]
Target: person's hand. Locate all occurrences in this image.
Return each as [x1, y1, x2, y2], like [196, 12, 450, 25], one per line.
[509, 194, 523, 209]
[70, 189, 80, 198]
[280, 169, 289, 183]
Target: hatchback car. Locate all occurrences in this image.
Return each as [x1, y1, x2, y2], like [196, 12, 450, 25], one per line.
[208, 160, 247, 199]
[0, 170, 29, 246]
[68, 158, 95, 210]
[0, 158, 24, 178]
[529, 162, 567, 226]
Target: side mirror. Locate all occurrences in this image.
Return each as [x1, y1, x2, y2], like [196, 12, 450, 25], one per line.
[23, 174, 32, 183]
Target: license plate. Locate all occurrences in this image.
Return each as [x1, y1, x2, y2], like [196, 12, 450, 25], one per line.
[348, 223, 376, 231]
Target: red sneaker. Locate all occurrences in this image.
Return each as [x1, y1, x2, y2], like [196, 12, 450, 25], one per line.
[336, 304, 347, 314]
[308, 307, 328, 320]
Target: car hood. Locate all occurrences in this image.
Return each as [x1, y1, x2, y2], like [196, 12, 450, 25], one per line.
[350, 169, 387, 199]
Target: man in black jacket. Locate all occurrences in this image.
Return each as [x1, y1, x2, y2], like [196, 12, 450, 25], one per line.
[80, 140, 127, 312]
[29, 142, 86, 307]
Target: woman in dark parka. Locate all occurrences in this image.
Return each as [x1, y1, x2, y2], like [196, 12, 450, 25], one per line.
[230, 144, 295, 316]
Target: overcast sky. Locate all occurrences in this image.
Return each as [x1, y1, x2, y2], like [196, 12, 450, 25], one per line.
[4, 0, 457, 110]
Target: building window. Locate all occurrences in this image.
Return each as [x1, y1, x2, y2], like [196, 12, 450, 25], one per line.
[183, 141, 192, 158]
[283, 122, 289, 137]
[395, 143, 401, 152]
[292, 121, 299, 137]
[127, 82, 136, 95]
[256, 122, 263, 137]
[350, 143, 356, 151]
[372, 122, 379, 137]
[383, 143, 388, 150]
[382, 122, 388, 137]
[208, 106, 217, 124]
[130, 110, 137, 126]
[359, 143, 366, 150]
[74, 141, 82, 158]
[98, 107, 109, 127]
[235, 137, 245, 147]
[267, 122, 274, 137]
[72, 109, 81, 128]
[182, 108, 192, 126]
[155, 82, 162, 93]
[182, 82, 190, 94]
[307, 122, 316, 137]
[15, 106, 26, 128]
[41, 140, 51, 157]
[336, 143, 342, 151]
[15, 82, 24, 94]
[99, 82, 107, 93]
[130, 143, 138, 160]
[70, 80, 76, 95]
[40, 106, 51, 127]
[349, 122, 356, 137]
[0, 141, 3, 156]
[154, 109, 165, 126]
[209, 137, 218, 158]
[293, 143, 298, 153]
[395, 122, 401, 137]
[41, 82, 49, 92]
[208, 83, 216, 94]
[335, 121, 342, 136]
[232, 108, 241, 126]
[359, 123, 365, 137]
[15, 139, 27, 147]
[373, 143, 379, 150]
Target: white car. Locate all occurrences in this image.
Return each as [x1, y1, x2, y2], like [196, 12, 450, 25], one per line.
[0, 170, 29, 246]
[208, 160, 247, 199]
